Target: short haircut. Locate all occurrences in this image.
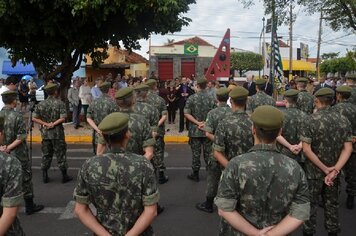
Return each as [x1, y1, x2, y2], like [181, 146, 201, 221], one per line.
[231, 98, 247, 107]
[2, 95, 17, 105]
[198, 82, 207, 89]
[256, 84, 265, 90]
[285, 96, 298, 104]
[46, 88, 57, 96]
[116, 95, 135, 108]
[216, 94, 229, 102]
[338, 92, 351, 100]
[255, 125, 280, 143]
[135, 90, 147, 99]
[100, 86, 110, 94]
[103, 127, 129, 144]
[317, 96, 333, 105]
[5, 76, 19, 86]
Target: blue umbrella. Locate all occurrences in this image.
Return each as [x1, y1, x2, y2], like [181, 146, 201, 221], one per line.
[22, 75, 33, 81]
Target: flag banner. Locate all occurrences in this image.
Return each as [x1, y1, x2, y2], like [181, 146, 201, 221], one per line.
[184, 44, 199, 55]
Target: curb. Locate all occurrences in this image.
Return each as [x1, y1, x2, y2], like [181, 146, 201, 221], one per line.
[27, 135, 189, 144]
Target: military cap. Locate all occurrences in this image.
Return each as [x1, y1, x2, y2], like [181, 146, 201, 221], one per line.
[134, 84, 149, 91]
[44, 83, 58, 91]
[0, 116, 4, 130]
[295, 77, 308, 83]
[284, 89, 299, 97]
[216, 88, 230, 96]
[99, 81, 111, 89]
[115, 87, 134, 100]
[255, 79, 266, 85]
[229, 86, 249, 99]
[314, 87, 334, 97]
[196, 77, 207, 84]
[1, 90, 17, 97]
[336, 85, 352, 94]
[98, 112, 129, 135]
[145, 79, 157, 86]
[345, 71, 356, 80]
[251, 105, 284, 130]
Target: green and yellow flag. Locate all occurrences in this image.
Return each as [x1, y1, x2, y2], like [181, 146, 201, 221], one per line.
[184, 44, 198, 55]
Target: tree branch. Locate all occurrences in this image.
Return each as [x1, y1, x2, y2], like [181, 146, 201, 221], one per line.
[340, 0, 356, 30]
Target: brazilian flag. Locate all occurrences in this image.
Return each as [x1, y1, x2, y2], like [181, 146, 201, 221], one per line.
[184, 44, 199, 55]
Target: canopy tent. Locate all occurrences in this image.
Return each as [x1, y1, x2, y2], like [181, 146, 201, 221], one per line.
[282, 59, 316, 72]
[2, 60, 36, 75]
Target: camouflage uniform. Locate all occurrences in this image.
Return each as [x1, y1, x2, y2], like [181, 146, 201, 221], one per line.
[133, 99, 159, 133]
[119, 108, 156, 155]
[301, 106, 352, 234]
[246, 91, 276, 114]
[184, 89, 216, 172]
[1, 107, 33, 199]
[204, 103, 232, 198]
[348, 86, 356, 105]
[213, 110, 254, 162]
[33, 96, 68, 171]
[332, 101, 356, 197]
[215, 144, 310, 236]
[277, 104, 309, 164]
[87, 94, 118, 146]
[297, 90, 314, 114]
[74, 147, 159, 235]
[146, 91, 168, 172]
[0, 152, 25, 236]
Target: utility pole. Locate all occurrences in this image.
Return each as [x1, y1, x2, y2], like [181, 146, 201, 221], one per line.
[269, 0, 276, 92]
[316, 10, 323, 81]
[289, 0, 293, 81]
[259, 17, 265, 79]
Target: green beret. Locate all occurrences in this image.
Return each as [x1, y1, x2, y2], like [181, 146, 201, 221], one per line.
[314, 87, 334, 97]
[296, 77, 308, 83]
[229, 86, 249, 99]
[255, 79, 266, 85]
[197, 77, 207, 84]
[216, 88, 229, 96]
[284, 89, 299, 97]
[115, 87, 134, 100]
[44, 83, 58, 91]
[99, 81, 111, 89]
[345, 71, 356, 80]
[98, 112, 129, 135]
[1, 90, 18, 97]
[145, 79, 157, 87]
[251, 105, 284, 130]
[134, 84, 149, 91]
[336, 85, 352, 94]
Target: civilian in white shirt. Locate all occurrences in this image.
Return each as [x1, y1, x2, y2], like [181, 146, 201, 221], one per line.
[0, 76, 18, 110]
[79, 78, 92, 123]
[68, 79, 82, 129]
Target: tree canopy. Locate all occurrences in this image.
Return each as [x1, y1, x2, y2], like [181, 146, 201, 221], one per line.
[320, 54, 356, 76]
[230, 51, 264, 76]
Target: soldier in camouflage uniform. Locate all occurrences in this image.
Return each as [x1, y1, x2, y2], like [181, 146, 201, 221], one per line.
[74, 112, 159, 236]
[345, 72, 356, 105]
[145, 79, 169, 184]
[215, 105, 310, 236]
[276, 89, 308, 166]
[213, 87, 254, 168]
[184, 77, 216, 182]
[33, 83, 72, 184]
[196, 88, 232, 213]
[301, 88, 353, 236]
[0, 91, 44, 215]
[87, 81, 118, 155]
[246, 79, 275, 114]
[296, 77, 314, 114]
[332, 85, 356, 209]
[0, 115, 25, 235]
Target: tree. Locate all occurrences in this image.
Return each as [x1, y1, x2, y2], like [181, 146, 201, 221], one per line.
[0, 0, 195, 99]
[320, 56, 356, 75]
[230, 51, 264, 76]
[321, 52, 339, 60]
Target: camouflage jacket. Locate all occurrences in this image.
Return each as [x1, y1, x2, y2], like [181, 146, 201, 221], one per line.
[213, 110, 254, 161]
[300, 106, 353, 179]
[119, 108, 156, 155]
[215, 144, 310, 236]
[296, 90, 314, 114]
[204, 103, 232, 135]
[246, 91, 276, 114]
[348, 85, 356, 106]
[277, 105, 309, 162]
[33, 96, 66, 139]
[184, 89, 216, 137]
[0, 152, 25, 236]
[0, 107, 29, 161]
[133, 100, 159, 132]
[332, 101, 356, 153]
[87, 94, 118, 125]
[147, 91, 168, 136]
[74, 147, 159, 236]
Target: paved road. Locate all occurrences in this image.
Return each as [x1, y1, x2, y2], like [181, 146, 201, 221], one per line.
[20, 143, 355, 235]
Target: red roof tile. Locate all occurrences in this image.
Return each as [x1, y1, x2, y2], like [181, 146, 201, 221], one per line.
[168, 36, 215, 47]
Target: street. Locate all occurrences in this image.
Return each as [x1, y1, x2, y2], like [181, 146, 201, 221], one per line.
[20, 143, 356, 236]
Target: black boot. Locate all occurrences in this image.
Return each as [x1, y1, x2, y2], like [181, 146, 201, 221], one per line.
[303, 232, 313, 236]
[158, 171, 169, 184]
[196, 197, 214, 213]
[42, 170, 49, 183]
[328, 233, 338, 236]
[61, 169, 73, 183]
[25, 197, 44, 215]
[187, 171, 199, 182]
[157, 204, 165, 215]
[346, 195, 354, 209]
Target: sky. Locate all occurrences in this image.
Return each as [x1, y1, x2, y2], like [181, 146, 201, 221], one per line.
[134, 0, 356, 59]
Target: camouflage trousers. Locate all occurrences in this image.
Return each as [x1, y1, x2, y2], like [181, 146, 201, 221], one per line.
[189, 137, 212, 172]
[303, 178, 340, 234]
[41, 139, 68, 171]
[206, 158, 222, 198]
[152, 135, 166, 172]
[12, 149, 34, 199]
[345, 152, 356, 196]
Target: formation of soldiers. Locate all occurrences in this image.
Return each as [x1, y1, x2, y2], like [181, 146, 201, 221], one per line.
[0, 73, 355, 235]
